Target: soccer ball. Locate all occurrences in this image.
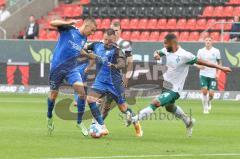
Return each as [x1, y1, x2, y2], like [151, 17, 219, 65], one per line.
[89, 124, 102, 138]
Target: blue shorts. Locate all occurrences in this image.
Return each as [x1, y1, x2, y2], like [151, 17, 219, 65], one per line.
[92, 80, 125, 105]
[49, 68, 83, 91]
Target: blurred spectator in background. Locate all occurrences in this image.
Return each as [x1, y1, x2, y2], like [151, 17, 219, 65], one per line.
[0, 3, 10, 22]
[230, 16, 240, 42]
[24, 15, 39, 39]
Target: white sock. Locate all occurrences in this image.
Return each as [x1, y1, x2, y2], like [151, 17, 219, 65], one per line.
[202, 94, 208, 111]
[174, 106, 190, 126]
[132, 106, 154, 122]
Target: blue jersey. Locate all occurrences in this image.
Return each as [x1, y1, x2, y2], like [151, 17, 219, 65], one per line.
[88, 42, 125, 85]
[51, 25, 87, 72]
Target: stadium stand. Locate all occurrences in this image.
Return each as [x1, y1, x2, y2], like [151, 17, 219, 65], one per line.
[25, 0, 240, 41]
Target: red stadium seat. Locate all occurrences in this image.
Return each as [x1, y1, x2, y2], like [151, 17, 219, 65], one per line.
[228, 0, 240, 4]
[121, 31, 131, 41]
[186, 19, 196, 30]
[199, 32, 209, 41]
[234, 7, 240, 16]
[92, 31, 103, 41]
[63, 7, 73, 17]
[95, 18, 102, 29]
[213, 6, 224, 17]
[176, 19, 187, 30]
[73, 6, 83, 17]
[138, 19, 148, 30]
[130, 31, 140, 41]
[224, 19, 233, 30]
[80, 0, 90, 5]
[139, 31, 150, 41]
[171, 31, 179, 38]
[157, 19, 167, 29]
[215, 19, 226, 30]
[203, 6, 214, 17]
[39, 29, 47, 40]
[207, 19, 217, 29]
[159, 32, 169, 41]
[0, 0, 5, 5]
[147, 19, 158, 30]
[210, 32, 220, 41]
[167, 19, 177, 30]
[129, 19, 139, 30]
[189, 32, 200, 41]
[47, 31, 58, 40]
[88, 34, 94, 41]
[112, 18, 120, 24]
[149, 31, 159, 41]
[101, 18, 111, 29]
[179, 32, 189, 41]
[223, 33, 230, 42]
[223, 6, 233, 17]
[121, 19, 130, 29]
[196, 19, 207, 30]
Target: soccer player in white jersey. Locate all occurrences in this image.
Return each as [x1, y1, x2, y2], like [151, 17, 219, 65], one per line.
[129, 33, 231, 137]
[196, 36, 222, 114]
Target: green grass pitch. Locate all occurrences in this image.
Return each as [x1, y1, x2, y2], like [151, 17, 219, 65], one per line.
[0, 93, 240, 159]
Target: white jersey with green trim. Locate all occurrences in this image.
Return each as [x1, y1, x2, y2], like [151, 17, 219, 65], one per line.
[197, 47, 221, 78]
[160, 47, 197, 93]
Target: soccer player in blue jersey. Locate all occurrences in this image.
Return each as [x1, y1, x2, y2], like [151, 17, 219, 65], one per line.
[86, 29, 142, 136]
[46, 18, 105, 136]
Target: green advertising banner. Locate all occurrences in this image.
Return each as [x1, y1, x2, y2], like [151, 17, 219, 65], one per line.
[0, 40, 239, 67]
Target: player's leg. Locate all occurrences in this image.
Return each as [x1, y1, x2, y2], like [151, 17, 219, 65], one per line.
[108, 84, 143, 137]
[66, 70, 88, 136]
[47, 71, 64, 135]
[118, 102, 143, 137]
[165, 104, 195, 137]
[132, 89, 195, 136]
[200, 75, 209, 114]
[73, 69, 88, 106]
[101, 95, 114, 120]
[47, 90, 58, 134]
[87, 90, 108, 136]
[208, 78, 217, 111]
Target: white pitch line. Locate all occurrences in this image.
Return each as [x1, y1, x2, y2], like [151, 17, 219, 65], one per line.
[47, 153, 240, 159]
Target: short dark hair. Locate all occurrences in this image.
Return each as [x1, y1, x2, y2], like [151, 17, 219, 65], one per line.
[84, 17, 97, 26]
[111, 21, 121, 29]
[104, 28, 116, 36]
[164, 33, 177, 41]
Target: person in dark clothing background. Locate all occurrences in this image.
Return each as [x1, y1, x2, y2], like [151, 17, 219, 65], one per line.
[24, 15, 39, 39]
[230, 16, 240, 41]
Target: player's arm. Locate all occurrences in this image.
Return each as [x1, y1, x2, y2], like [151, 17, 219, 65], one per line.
[80, 42, 99, 60]
[84, 59, 95, 73]
[124, 50, 133, 87]
[50, 19, 79, 27]
[108, 49, 125, 69]
[194, 50, 205, 69]
[153, 49, 165, 60]
[216, 50, 222, 79]
[196, 59, 231, 74]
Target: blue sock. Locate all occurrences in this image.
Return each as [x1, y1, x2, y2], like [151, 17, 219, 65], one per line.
[77, 97, 86, 124]
[89, 102, 104, 125]
[47, 98, 55, 118]
[74, 92, 78, 103]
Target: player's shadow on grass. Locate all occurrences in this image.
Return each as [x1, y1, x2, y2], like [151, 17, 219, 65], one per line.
[54, 97, 136, 121]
